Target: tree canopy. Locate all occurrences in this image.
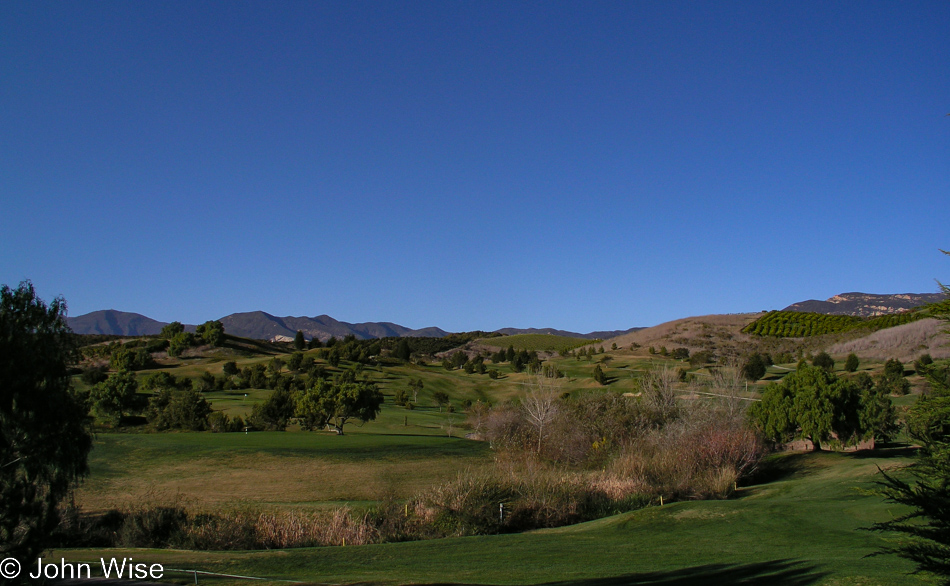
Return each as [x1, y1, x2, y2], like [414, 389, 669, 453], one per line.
[871, 251, 950, 578]
[295, 378, 383, 434]
[749, 364, 894, 450]
[0, 282, 92, 563]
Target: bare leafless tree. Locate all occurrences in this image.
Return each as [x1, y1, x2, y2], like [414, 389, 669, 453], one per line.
[708, 362, 753, 420]
[522, 371, 562, 454]
[640, 366, 679, 423]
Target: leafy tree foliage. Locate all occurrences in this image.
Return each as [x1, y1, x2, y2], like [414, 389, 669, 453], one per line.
[287, 352, 304, 372]
[167, 331, 195, 357]
[884, 358, 905, 378]
[196, 320, 225, 346]
[870, 253, 950, 577]
[109, 344, 153, 371]
[876, 358, 911, 396]
[393, 338, 411, 361]
[845, 353, 860, 373]
[146, 387, 213, 431]
[81, 365, 109, 386]
[295, 378, 383, 434]
[742, 353, 767, 381]
[208, 411, 245, 433]
[916, 353, 934, 374]
[592, 364, 607, 385]
[872, 360, 950, 577]
[433, 390, 450, 412]
[0, 282, 92, 564]
[248, 389, 296, 431]
[222, 361, 238, 376]
[749, 364, 894, 450]
[670, 347, 690, 360]
[812, 351, 835, 372]
[160, 321, 185, 339]
[743, 309, 928, 338]
[90, 370, 139, 425]
[294, 330, 306, 351]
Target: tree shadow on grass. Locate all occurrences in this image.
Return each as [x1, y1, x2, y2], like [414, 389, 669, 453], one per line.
[417, 559, 827, 586]
[849, 443, 918, 460]
[742, 452, 815, 487]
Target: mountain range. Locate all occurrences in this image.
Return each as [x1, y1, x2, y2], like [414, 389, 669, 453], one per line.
[66, 291, 944, 341]
[781, 292, 945, 317]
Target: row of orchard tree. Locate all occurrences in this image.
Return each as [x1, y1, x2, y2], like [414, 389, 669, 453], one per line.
[743, 309, 928, 338]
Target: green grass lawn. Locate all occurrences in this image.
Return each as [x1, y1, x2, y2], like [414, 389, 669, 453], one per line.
[78, 431, 491, 513]
[60, 448, 930, 586]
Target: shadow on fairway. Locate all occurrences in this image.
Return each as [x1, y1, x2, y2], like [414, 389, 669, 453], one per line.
[421, 559, 828, 586]
[850, 444, 917, 460]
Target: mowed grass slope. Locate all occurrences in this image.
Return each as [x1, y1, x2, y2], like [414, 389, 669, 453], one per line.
[59, 449, 927, 585]
[78, 431, 490, 512]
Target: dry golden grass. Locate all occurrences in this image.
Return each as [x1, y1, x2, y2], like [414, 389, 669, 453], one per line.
[828, 318, 950, 361]
[606, 314, 760, 353]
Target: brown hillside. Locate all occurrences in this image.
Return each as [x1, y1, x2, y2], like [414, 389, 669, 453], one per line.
[827, 318, 950, 361]
[604, 314, 762, 358]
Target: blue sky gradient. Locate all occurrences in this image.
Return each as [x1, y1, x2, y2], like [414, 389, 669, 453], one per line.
[2, 1, 948, 332]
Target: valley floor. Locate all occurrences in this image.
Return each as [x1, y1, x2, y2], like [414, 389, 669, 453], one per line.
[53, 448, 931, 586]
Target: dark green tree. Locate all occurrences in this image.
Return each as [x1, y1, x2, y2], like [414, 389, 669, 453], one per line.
[90, 370, 139, 425]
[287, 352, 304, 372]
[393, 338, 412, 361]
[248, 389, 296, 431]
[742, 353, 767, 381]
[592, 364, 607, 385]
[812, 351, 835, 372]
[853, 373, 899, 446]
[222, 361, 239, 376]
[884, 358, 905, 379]
[0, 282, 92, 564]
[294, 330, 306, 351]
[433, 390, 450, 412]
[196, 320, 225, 346]
[167, 331, 195, 357]
[870, 250, 950, 578]
[267, 356, 285, 375]
[845, 353, 860, 373]
[749, 364, 864, 450]
[160, 321, 184, 339]
[146, 387, 213, 431]
[295, 379, 384, 435]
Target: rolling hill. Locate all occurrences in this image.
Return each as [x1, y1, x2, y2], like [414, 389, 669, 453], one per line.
[65, 310, 195, 336]
[218, 311, 449, 342]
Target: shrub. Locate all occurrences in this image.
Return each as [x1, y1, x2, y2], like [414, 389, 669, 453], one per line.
[147, 387, 213, 431]
[812, 351, 835, 372]
[845, 353, 860, 372]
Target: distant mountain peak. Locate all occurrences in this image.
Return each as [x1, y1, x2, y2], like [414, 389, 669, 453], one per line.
[783, 292, 945, 317]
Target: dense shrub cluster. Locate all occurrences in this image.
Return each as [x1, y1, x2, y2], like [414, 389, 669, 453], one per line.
[743, 310, 926, 338]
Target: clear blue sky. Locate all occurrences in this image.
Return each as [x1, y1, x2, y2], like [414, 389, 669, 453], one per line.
[2, 1, 948, 333]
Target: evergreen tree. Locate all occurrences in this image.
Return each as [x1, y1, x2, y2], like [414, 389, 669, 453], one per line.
[1, 282, 92, 564]
[294, 330, 306, 351]
[845, 353, 860, 373]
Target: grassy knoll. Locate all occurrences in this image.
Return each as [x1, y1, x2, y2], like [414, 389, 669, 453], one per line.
[479, 333, 593, 353]
[77, 431, 490, 513]
[58, 449, 928, 585]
